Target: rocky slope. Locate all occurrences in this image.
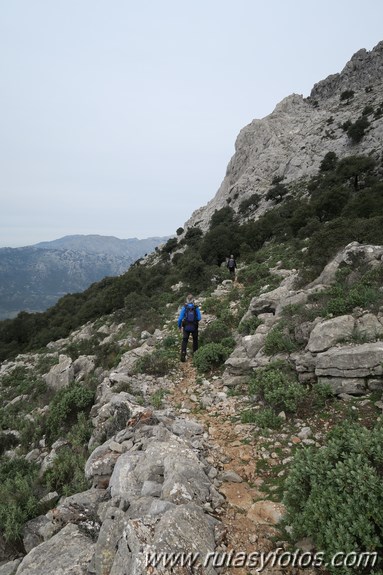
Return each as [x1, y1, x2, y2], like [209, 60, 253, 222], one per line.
[0, 242, 383, 574]
[184, 41, 383, 233]
[1, 41, 383, 575]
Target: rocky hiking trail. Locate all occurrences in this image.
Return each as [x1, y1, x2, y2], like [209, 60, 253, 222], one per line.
[166, 358, 317, 575]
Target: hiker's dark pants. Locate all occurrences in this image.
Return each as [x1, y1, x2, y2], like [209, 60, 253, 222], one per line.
[181, 328, 198, 354]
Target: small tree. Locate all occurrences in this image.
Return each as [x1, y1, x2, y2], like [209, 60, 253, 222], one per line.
[340, 89, 355, 104]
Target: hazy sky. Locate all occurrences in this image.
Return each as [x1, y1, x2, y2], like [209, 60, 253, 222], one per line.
[1, 1, 383, 247]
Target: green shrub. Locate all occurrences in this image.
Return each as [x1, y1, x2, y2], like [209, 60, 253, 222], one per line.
[45, 383, 94, 445]
[162, 334, 178, 349]
[264, 323, 299, 355]
[44, 446, 90, 496]
[340, 90, 355, 103]
[238, 315, 262, 335]
[284, 421, 383, 574]
[0, 365, 47, 402]
[150, 389, 168, 409]
[347, 115, 370, 144]
[238, 193, 260, 214]
[312, 382, 334, 408]
[134, 349, 175, 376]
[0, 458, 39, 543]
[193, 343, 231, 373]
[309, 268, 383, 317]
[200, 319, 231, 344]
[241, 407, 282, 429]
[0, 431, 19, 456]
[249, 363, 307, 414]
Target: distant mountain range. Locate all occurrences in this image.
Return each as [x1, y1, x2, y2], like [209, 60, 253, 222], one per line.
[0, 234, 170, 319]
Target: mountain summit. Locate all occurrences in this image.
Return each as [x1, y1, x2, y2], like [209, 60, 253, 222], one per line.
[184, 40, 383, 233]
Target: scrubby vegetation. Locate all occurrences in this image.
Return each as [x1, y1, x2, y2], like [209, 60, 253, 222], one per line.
[1, 151, 383, 561]
[1, 152, 382, 362]
[284, 421, 383, 574]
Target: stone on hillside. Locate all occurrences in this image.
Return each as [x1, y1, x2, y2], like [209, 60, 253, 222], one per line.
[15, 523, 94, 575]
[93, 507, 125, 575]
[110, 504, 222, 574]
[220, 470, 243, 483]
[224, 355, 252, 375]
[368, 379, 383, 391]
[85, 439, 122, 487]
[290, 351, 316, 373]
[171, 418, 204, 438]
[242, 333, 266, 357]
[0, 559, 22, 575]
[73, 355, 96, 381]
[114, 342, 155, 374]
[309, 243, 383, 288]
[247, 500, 286, 525]
[43, 355, 74, 390]
[318, 377, 367, 395]
[316, 342, 383, 378]
[91, 392, 132, 443]
[248, 281, 295, 316]
[307, 315, 355, 353]
[355, 313, 383, 340]
[22, 515, 51, 553]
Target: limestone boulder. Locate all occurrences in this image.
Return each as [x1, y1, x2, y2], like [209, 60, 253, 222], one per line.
[355, 313, 383, 340]
[15, 524, 94, 575]
[316, 342, 383, 378]
[43, 355, 74, 391]
[318, 377, 367, 395]
[307, 315, 355, 353]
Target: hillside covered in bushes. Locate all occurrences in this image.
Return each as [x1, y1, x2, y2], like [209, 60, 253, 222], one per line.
[1, 41, 383, 575]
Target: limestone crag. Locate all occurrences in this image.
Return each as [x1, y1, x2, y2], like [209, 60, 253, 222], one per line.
[184, 41, 383, 233]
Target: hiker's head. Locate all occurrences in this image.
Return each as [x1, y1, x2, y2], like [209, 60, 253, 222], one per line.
[186, 294, 194, 304]
[230, 255, 234, 258]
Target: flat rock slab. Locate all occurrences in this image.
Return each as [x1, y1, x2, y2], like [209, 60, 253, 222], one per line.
[15, 524, 94, 575]
[316, 342, 383, 378]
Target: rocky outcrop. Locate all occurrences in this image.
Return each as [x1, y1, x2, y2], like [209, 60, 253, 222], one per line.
[224, 242, 383, 396]
[15, 524, 95, 575]
[14, 406, 226, 575]
[183, 41, 383, 234]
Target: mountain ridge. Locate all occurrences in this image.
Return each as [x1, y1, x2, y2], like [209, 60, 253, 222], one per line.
[183, 40, 383, 234]
[0, 234, 170, 319]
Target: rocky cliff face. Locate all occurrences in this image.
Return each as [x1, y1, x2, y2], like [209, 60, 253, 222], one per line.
[184, 41, 383, 233]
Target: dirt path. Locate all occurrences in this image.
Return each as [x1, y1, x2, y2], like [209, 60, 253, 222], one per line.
[168, 360, 305, 575]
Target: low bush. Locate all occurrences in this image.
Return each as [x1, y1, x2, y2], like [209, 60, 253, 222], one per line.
[150, 389, 168, 409]
[249, 363, 307, 415]
[284, 421, 383, 574]
[241, 407, 283, 429]
[238, 315, 262, 335]
[134, 349, 175, 376]
[200, 319, 231, 345]
[44, 446, 90, 496]
[193, 342, 231, 373]
[45, 383, 94, 445]
[264, 323, 299, 355]
[0, 458, 39, 544]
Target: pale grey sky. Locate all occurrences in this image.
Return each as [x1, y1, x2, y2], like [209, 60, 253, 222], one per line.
[1, 0, 383, 247]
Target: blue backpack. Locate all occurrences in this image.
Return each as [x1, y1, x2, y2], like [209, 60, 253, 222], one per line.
[182, 304, 197, 332]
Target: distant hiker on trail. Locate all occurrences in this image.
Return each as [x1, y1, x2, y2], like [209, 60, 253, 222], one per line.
[227, 254, 237, 278]
[177, 294, 201, 362]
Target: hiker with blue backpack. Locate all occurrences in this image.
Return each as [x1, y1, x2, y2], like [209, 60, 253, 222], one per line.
[177, 294, 201, 362]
